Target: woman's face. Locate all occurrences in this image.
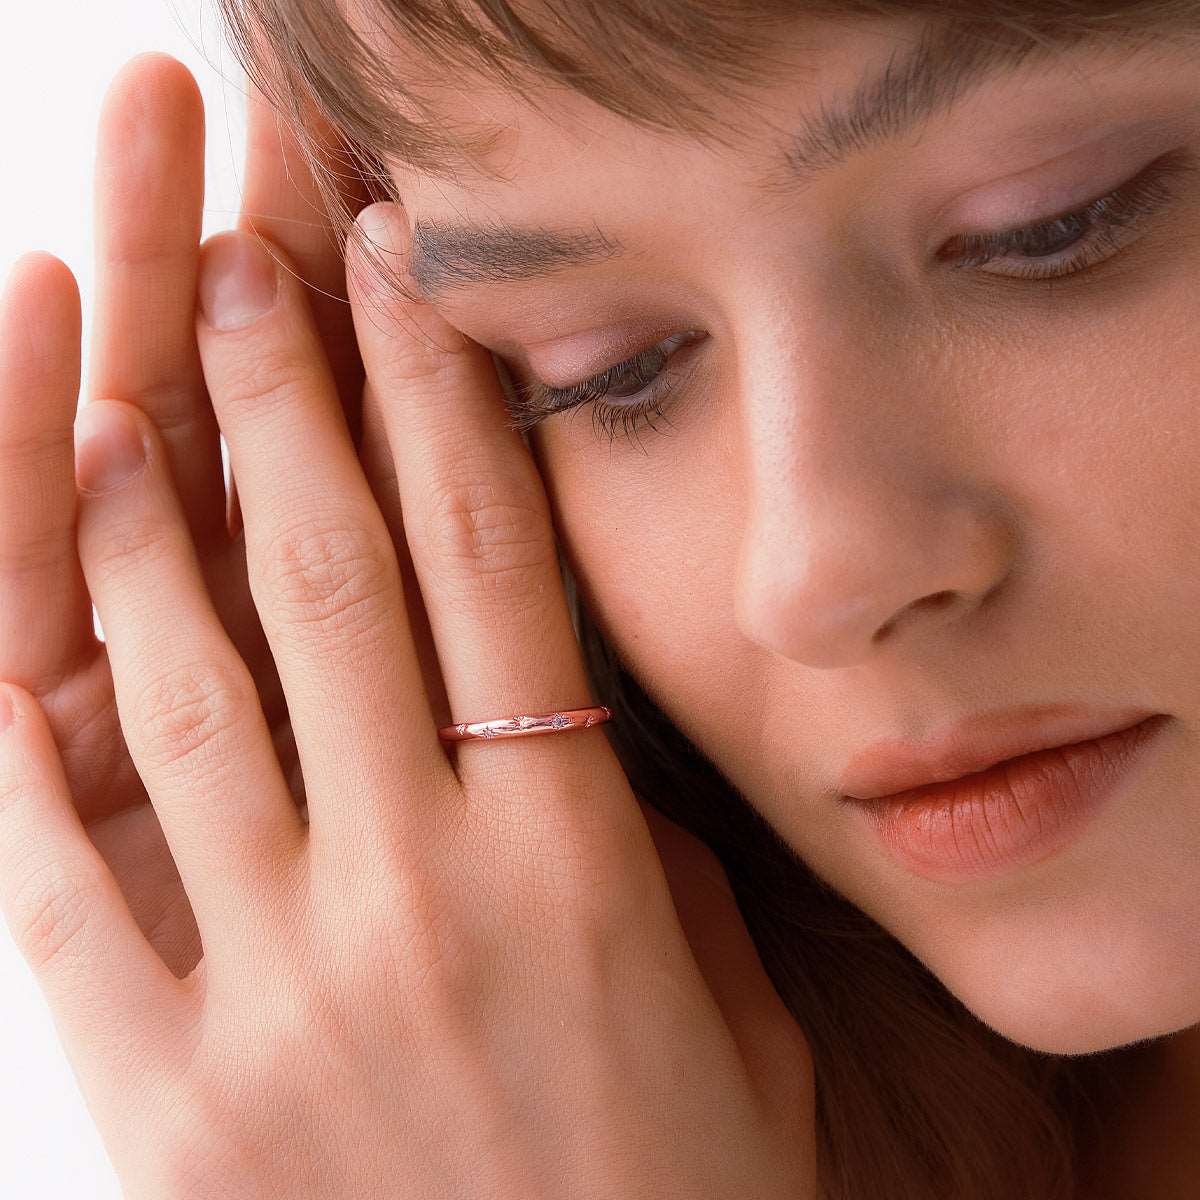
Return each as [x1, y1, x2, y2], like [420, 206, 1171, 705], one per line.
[383, 15, 1200, 1054]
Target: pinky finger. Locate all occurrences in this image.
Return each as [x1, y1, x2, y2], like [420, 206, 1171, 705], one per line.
[0, 685, 186, 1082]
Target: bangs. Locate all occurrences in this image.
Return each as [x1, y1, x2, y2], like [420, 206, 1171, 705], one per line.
[220, 0, 811, 182]
[221, 0, 1200, 175]
[213, 0, 1200, 290]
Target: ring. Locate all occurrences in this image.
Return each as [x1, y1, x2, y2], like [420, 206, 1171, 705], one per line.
[437, 705, 613, 742]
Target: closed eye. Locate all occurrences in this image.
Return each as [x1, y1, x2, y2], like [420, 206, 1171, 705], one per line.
[502, 330, 705, 449]
[940, 149, 1195, 279]
[498, 150, 1197, 448]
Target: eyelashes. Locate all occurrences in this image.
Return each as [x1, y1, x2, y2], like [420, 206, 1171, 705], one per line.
[503, 330, 704, 449]
[941, 149, 1196, 279]
[502, 149, 1196, 448]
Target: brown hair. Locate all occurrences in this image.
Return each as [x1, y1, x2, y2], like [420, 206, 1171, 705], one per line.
[212, 3, 1197, 1196]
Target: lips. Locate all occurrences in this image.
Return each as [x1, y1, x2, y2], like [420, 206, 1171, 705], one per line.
[838, 704, 1164, 802]
[842, 714, 1171, 881]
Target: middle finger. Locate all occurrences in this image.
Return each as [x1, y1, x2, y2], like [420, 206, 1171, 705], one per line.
[193, 230, 453, 858]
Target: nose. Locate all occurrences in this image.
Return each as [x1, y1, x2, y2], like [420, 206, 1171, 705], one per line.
[733, 334, 1016, 670]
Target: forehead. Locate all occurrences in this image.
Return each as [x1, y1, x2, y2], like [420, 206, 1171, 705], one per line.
[367, 15, 1198, 309]
[380, 14, 921, 216]
[379, 17, 1180, 225]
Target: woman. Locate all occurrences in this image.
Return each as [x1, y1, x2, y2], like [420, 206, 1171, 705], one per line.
[0, 1, 1196, 1195]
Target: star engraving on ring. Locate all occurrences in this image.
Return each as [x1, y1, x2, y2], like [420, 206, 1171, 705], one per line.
[445, 707, 607, 740]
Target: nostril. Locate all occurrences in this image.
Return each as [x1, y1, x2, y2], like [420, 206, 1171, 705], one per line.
[874, 590, 957, 644]
[919, 590, 958, 612]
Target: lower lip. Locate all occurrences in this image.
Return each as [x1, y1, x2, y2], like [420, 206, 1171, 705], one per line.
[844, 715, 1171, 882]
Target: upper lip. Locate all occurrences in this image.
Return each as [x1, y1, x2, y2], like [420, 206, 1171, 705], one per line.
[837, 704, 1162, 801]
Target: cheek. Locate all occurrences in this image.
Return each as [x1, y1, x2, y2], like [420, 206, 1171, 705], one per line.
[994, 259, 1200, 674]
[530, 414, 745, 691]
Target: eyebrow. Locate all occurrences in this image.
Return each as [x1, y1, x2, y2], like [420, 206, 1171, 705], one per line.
[406, 26, 1144, 302]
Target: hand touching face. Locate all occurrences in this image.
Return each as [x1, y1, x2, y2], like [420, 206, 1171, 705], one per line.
[0, 54, 816, 1199]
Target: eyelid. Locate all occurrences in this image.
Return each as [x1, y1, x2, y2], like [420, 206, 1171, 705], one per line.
[530, 330, 703, 401]
[968, 167, 1150, 239]
[931, 134, 1185, 248]
[523, 316, 700, 387]
[510, 328, 688, 394]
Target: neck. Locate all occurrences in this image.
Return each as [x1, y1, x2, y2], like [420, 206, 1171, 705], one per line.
[1086, 1022, 1200, 1200]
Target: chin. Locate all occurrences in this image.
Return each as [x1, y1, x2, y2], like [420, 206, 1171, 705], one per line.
[938, 926, 1200, 1056]
[971, 995, 1200, 1057]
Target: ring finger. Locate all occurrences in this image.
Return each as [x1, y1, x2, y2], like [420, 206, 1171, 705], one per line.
[72, 399, 302, 945]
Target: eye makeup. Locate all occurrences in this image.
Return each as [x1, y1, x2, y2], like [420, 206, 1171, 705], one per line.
[498, 147, 1197, 448]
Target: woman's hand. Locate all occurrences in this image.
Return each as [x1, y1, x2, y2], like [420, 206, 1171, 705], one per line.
[0, 51, 816, 1195]
[0, 59, 815, 1200]
[0, 52, 373, 983]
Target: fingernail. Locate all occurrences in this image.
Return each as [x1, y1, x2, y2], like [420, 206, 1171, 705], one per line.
[358, 202, 405, 252]
[74, 402, 148, 494]
[198, 234, 279, 331]
[0, 689, 13, 735]
[353, 203, 411, 295]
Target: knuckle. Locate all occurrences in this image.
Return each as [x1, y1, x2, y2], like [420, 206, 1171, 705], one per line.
[378, 325, 475, 391]
[212, 347, 306, 422]
[1, 420, 67, 473]
[334, 851, 482, 1016]
[421, 481, 557, 601]
[478, 784, 649, 935]
[10, 861, 95, 975]
[133, 659, 255, 775]
[0, 522, 68, 575]
[86, 513, 178, 579]
[124, 379, 200, 438]
[105, 231, 183, 273]
[256, 515, 393, 639]
[0, 425, 74, 569]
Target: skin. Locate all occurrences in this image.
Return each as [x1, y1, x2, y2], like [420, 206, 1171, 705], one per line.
[0, 54, 376, 984]
[377, 10, 1200, 1184]
[0, 52, 815, 1198]
[0, 9, 1196, 1193]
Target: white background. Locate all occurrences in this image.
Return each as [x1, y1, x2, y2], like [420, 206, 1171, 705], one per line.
[0, 3, 248, 1193]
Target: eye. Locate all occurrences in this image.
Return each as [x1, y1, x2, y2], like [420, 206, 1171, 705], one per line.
[502, 329, 705, 449]
[940, 149, 1196, 281]
[499, 153, 1196, 446]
